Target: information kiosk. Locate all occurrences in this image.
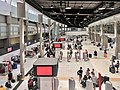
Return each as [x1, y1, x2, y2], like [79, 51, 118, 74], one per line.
[33, 58, 59, 90]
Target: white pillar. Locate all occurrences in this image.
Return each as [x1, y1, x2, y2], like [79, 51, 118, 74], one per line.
[48, 19, 51, 42]
[17, 1, 25, 77]
[115, 21, 120, 57]
[38, 14, 43, 56]
[19, 18, 25, 77]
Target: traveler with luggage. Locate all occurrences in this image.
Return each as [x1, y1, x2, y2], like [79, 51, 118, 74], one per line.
[94, 50, 97, 58]
[70, 49, 73, 59]
[85, 49, 88, 57]
[77, 67, 83, 82]
[104, 50, 107, 58]
[28, 78, 34, 90]
[115, 61, 119, 73]
[60, 50, 63, 60]
[86, 68, 91, 79]
[81, 75, 88, 88]
[8, 71, 13, 82]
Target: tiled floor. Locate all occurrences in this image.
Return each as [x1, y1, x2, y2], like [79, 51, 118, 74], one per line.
[0, 39, 120, 90]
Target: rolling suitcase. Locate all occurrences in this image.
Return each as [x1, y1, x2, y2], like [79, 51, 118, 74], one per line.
[100, 48, 102, 50]
[89, 54, 92, 58]
[109, 65, 115, 73]
[83, 53, 88, 61]
[12, 63, 17, 69]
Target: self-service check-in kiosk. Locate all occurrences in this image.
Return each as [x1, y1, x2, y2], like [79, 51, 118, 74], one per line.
[33, 58, 59, 90]
[53, 42, 63, 59]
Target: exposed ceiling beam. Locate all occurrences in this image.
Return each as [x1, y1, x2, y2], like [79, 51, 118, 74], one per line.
[46, 0, 120, 1]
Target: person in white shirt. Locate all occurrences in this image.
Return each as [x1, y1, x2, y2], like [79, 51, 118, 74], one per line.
[91, 72, 97, 90]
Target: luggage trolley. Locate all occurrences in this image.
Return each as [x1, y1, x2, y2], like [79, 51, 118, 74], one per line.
[33, 58, 59, 90]
[0, 61, 11, 75]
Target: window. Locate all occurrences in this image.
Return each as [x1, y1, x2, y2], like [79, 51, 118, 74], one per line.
[10, 25, 19, 36]
[0, 26, 7, 37]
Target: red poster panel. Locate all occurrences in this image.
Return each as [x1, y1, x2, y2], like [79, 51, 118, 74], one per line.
[37, 66, 52, 76]
[8, 47, 12, 52]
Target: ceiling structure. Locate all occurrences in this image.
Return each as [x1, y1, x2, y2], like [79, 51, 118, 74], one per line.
[26, 0, 120, 28]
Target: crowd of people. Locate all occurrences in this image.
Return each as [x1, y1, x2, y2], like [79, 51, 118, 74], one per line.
[77, 67, 98, 90]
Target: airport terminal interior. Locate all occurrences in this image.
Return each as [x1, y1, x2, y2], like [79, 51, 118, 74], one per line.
[0, 0, 120, 90]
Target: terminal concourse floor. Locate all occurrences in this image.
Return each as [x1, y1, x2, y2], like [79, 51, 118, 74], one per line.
[0, 39, 120, 90]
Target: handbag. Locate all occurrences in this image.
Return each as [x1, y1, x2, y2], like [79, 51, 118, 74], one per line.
[11, 78, 15, 83]
[5, 82, 11, 88]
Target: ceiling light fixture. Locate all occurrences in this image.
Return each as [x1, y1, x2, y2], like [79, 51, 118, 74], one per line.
[98, 7, 105, 10]
[110, 7, 115, 10]
[80, 6, 83, 9]
[50, 5, 54, 8]
[84, 18, 87, 20]
[65, 7, 71, 9]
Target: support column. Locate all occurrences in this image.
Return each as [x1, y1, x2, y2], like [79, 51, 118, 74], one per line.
[100, 24, 104, 47]
[115, 21, 120, 57]
[94, 25, 97, 43]
[56, 23, 59, 40]
[19, 18, 25, 78]
[101, 24, 108, 49]
[54, 22, 56, 40]
[48, 19, 51, 41]
[36, 22, 40, 42]
[88, 27, 91, 40]
[24, 20, 29, 45]
[38, 14, 43, 55]
[92, 26, 95, 41]
[6, 16, 12, 47]
[17, 1, 25, 78]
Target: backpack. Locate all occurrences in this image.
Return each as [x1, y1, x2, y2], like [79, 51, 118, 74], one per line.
[28, 79, 33, 87]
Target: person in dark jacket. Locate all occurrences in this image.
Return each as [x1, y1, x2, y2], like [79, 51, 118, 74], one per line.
[8, 71, 13, 81]
[115, 61, 119, 73]
[94, 50, 97, 57]
[77, 67, 83, 82]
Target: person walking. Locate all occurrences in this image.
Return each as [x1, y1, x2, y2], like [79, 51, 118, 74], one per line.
[94, 50, 97, 58]
[104, 50, 107, 58]
[60, 50, 63, 61]
[8, 71, 13, 83]
[115, 61, 119, 73]
[86, 68, 91, 79]
[77, 67, 83, 82]
[91, 72, 97, 90]
[70, 49, 73, 59]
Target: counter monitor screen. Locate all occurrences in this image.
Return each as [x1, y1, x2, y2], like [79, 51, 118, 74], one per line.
[37, 66, 52, 76]
[54, 44, 61, 48]
[59, 38, 65, 41]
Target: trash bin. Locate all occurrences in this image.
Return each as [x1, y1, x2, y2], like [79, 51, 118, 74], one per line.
[17, 74, 22, 81]
[69, 77, 75, 90]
